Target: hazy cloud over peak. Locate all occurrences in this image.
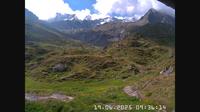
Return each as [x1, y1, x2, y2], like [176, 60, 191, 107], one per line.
[94, 0, 174, 18]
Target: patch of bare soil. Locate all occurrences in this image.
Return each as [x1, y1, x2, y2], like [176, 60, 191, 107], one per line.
[25, 93, 74, 102]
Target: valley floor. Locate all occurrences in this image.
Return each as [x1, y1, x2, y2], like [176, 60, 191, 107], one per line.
[25, 71, 175, 112]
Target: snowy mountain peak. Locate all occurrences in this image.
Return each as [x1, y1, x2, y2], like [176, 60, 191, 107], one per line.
[84, 15, 92, 20]
[48, 13, 78, 22]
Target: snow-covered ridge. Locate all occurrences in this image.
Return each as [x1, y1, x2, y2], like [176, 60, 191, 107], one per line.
[47, 13, 137, 24]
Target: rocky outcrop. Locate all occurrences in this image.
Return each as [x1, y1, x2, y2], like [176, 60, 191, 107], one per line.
[160, 66, 174, 75]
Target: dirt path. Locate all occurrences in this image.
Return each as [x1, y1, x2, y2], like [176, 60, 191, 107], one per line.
[25, 93, 74, 102]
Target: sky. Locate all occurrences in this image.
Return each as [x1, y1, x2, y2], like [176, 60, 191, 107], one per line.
[25, 0, 175, 20]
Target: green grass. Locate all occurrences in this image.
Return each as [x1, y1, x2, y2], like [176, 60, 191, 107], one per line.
[25, 33, 175, 112]
[26, 70, 174, 112]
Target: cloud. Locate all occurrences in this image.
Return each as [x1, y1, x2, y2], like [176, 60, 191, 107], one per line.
[25, 0, 74, 20]
[25, 0, 175, 20]
[154, 1, 175, 16]
[93, 0, 118, 15]
[93, 0, 175, 19]
[90, 14, 110, 20]
[74, 9, 91, 20]
[25, 0, 94, 20]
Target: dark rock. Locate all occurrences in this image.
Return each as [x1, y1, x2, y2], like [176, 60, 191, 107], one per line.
[52, 63, 67, 72]
[127, 65, 140, 74]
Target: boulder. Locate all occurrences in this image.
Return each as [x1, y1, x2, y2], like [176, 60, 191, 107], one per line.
[160, 66, 173, 75]
[123, 86, 143, 99]
[52, 63, 67, 72]
[127, 65, 140, 74]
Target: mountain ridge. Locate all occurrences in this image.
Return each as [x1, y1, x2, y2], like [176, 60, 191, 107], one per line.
[25, 8, 175, 47]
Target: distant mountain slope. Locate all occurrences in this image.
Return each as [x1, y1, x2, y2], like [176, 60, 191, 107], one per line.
[25, 22, 68, 44]
[64, 8, 175, 47]
[25, 9, 38, 22]
[25, 9, 84, 46]
[68, 30, 114, 47]
[25, 9, 98, 64]
[25, 8, 175, 48]
[136, 8, 175, 26]
[130, 8, 175, 47]
[48, 20, 99, 31]
[48, 13, 78, 22]
[47, 14, 135, 31]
